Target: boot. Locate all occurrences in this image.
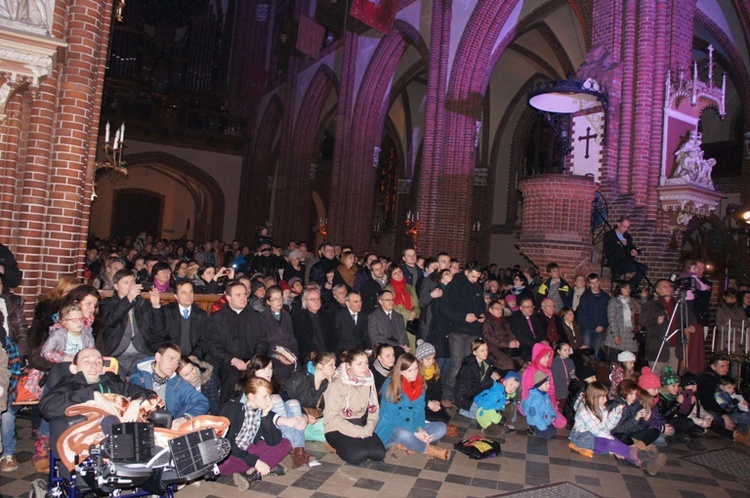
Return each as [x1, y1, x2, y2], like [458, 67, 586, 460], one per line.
[389, 443, 411, 459]
[424, 444, 450, 460]
[568, 442, 593, 458]
[734, 430, 750, 446]
[641, 452, 667, 476]
[631, 440, 659, 460]
[233, 470, 262, 491]
[482, 423, 506, 439]
[268, 463, 287, 477]
[33, 435, 50, 473]
[445, 424, 459, 438]
[292, 447, 309, 470]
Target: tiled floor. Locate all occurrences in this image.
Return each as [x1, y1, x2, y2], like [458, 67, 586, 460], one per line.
[4, 413, 750, 498]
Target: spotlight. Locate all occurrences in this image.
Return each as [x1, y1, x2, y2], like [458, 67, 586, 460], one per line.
[726, 203, 750, 223]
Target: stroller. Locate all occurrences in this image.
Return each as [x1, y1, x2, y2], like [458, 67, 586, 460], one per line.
[28, 408, 231, 498]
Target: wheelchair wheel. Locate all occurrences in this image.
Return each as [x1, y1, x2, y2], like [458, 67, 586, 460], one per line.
[27, 478, 48, 498]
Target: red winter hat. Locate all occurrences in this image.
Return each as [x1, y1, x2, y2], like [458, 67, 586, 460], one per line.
[278, 280, 292, 292]
[638, 367, 661, 390]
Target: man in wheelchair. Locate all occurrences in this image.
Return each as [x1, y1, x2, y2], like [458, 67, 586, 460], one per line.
[35, 348, 231, 497]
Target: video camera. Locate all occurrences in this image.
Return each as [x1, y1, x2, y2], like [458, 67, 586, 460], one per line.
[668, 273, 696, 292]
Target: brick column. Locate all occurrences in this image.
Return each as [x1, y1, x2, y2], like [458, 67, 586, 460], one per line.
[516, 175, 597, 278]
[416, 0, 451, 258]
[13, 0, 114, 302]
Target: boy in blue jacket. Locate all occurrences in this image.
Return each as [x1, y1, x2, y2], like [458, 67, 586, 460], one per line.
[522, 371, 557, 438]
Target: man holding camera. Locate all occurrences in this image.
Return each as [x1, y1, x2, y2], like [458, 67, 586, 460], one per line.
[640, 278, 696, 372]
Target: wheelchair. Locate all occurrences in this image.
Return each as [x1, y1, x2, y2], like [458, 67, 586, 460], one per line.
[28, 410, 231, 498]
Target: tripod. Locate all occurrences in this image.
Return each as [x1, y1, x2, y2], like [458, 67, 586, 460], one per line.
[652, 294, 690, 374]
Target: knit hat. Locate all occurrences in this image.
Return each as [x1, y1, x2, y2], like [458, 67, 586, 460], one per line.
[533, 370, 549, 388]
[289, 250, 302, 261]
[617, 351, 636, 363]
[503, 371, 521, 384]
[660, 366, 680, 386]
[504, 294, 519, 311]
[250, 280, 266, 296]
[577, 366, 597, 382]
[415, 340, 436, 361]
[278, 280, 291, 292]
[680, 371, 698, 387]
[287, 277, 302, 288]
[638, 367, 661, 390]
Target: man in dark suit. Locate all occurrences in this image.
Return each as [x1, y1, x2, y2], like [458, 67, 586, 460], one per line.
[360, 260, 388, 316]
[507, 296, 547, 361]
[367, 290, 409, 356]
[335, 291, 369, 353]
[209, 281, 268, 404]
[536, 298, 565, 345]
[292, 288, 334, 361]
[151, 280, 213, 360]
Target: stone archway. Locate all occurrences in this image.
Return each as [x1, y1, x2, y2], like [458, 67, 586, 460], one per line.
[117, 152, 225, 242]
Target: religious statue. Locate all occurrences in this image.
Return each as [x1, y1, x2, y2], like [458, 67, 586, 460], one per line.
[0, 0, 53, 34]
[671, 130, 715, 189]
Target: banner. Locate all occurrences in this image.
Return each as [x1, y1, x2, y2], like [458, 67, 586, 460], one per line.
[296, 14, 325, 59]
[350, 0, 398, 35]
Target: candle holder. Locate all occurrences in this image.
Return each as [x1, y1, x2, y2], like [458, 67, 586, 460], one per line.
[92, 122, 127, 200]
[314, 218, 328, 239]
[405, 211, 419, 250]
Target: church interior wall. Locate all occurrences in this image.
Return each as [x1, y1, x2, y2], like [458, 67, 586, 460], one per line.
[89, 167, 197, 241]
[118, 140, 241, 240]
[488, 233, 532, 269]
[406, 83, 427, 176]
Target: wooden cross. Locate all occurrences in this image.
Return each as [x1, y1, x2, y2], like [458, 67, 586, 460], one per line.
[577, 126, 598, 159]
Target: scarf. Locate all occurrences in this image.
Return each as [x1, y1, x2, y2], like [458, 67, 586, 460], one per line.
[153, 279, 170, 293]
[402, 375, 424, 401]
[422, 364, 436, 381]
[235, 403, 263, 449]
[488, 313, 504, 325]
[390, 278, 412, 310]
[338, 264, 357, 288]
[334, 363, 378, 417]
[619, 296, 632, 328]
[152, 363, 169, 386]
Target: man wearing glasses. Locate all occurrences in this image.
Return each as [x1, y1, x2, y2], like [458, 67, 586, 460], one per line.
[507, 297, 547, 361]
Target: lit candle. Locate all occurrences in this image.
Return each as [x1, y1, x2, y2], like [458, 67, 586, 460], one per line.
[113, 129, 120, 150]
[105, 121, 110, 143]
[712, 326, 716, 353]
[120, 123, 125, 143]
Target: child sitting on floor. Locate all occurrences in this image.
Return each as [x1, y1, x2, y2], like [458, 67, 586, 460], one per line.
[473, 371, 521, 437]
[678, 372, 713, 432]
[551, 342, 576, 414]
[715, 375, 750, 430]
[657, 366, 700, 441]
[41, 304, 95, 364]
[569, 382, 667, 475]
[522, 371, 557, 439]
[609, 350, 638, 399]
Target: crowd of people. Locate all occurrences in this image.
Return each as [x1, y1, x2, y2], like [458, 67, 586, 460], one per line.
[0, 227, 748, 490]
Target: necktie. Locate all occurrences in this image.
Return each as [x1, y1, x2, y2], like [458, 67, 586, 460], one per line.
[352, 313, 357, 325]
[526, 316, 536, 339]
[387, 312, 392, 321]
[182, 308, 190, 319]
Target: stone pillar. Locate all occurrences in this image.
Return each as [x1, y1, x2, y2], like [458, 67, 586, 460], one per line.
[516, 175, 597, 278]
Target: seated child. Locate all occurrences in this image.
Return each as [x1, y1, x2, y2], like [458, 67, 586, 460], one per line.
[678, 372, 713, 432]
[41, 304, 95, 364]
[521, 343, 566, 428]
[657, 367, 699, 440]
[416, 341, 457, 436]
[455, 339, 500, 418]
[473, 371, 520, 437]
[564, 365, 597, 426]
[569, 382, 667, 475]
[611, 379, 660, 446]
[609, 350, 638, 399]
[637, 368, 674, 445]
[715, 376, 750, 430]
[220, 377, 292, 490]
[521, 371, 557, 439]
[551, 342, 576, 414]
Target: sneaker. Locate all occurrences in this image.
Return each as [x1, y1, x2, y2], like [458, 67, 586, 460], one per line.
[0, 455, 18, 472]
[482, 423, 506, 439]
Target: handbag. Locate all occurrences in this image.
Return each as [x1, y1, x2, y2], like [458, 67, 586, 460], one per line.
[453, 435, 501, 460]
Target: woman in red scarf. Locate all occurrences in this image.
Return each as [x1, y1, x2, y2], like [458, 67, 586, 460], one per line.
[385, 266, 421, 351]
[374, 354, 449, 459]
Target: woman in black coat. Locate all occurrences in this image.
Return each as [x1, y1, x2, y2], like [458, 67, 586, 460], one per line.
[454, 338, 500, 414]
[258, 286, 299, 383]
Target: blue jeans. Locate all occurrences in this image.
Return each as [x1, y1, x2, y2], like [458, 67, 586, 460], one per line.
[271, 395, 305, 449]
[1, 407, 18, 457]
[459, 402, 478, 420]
[582, 328, 604, 355]
[384, 422, 447, 453]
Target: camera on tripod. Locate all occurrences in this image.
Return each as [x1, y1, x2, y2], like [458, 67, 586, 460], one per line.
[668, 273, 696, 292]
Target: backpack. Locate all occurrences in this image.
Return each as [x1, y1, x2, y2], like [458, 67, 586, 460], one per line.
[453, 434, 501, 460]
